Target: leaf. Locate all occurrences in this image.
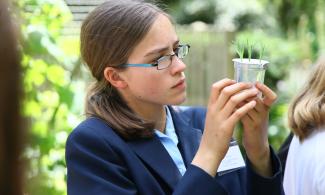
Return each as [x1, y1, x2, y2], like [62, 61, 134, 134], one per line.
[56, 85, 74, 108]
[47, 65, 68, 86]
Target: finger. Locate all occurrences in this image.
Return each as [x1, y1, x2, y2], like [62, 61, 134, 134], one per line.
[227, 100, 256, 126]
[255, 82, 277, 107]
[241, 114, 253, 126]
[253, 97, 265, 112]
[221, 87, 259, 117]
[246, 108, 259, 122]
[236, 95, 258, 109]
[216, 82, 255, 110]
[208, 78, 235, 107]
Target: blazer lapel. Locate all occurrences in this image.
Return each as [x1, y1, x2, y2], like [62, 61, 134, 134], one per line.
[127, 136, 182, 190]
[168, 106, 202, 167]
[126, 106, 203, 191]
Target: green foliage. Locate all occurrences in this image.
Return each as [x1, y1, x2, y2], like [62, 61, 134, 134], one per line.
[169, 0, 218, 24]
[17, 0, 82, 194]
[274, 0, 325, 60]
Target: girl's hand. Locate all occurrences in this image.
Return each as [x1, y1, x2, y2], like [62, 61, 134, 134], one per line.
[241, 82, 277, 177]
[192, 78, 259, 177]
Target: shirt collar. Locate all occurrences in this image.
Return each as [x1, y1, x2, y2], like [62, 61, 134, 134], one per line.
[154, 106, 179, 145]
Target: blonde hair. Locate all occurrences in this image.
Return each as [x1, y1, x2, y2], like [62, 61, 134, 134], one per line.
[288, 58, 325, 141]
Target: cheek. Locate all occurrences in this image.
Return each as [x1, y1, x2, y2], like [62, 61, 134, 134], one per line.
[143, 77, 161, 95]
[147, 85, 160, 96]
[140, 75, 167, 97]
[124, 70, 169, 98]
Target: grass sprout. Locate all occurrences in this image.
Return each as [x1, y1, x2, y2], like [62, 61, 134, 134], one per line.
[259, 43, 265, 63]
[233, 39, 266, 63]
[233, 40, 245, 61]
[246, 39, 254, 61]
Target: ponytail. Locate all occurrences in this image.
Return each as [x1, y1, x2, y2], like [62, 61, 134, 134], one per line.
[85, 80, 155, 140]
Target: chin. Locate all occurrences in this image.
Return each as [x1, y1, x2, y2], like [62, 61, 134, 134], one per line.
[171, 95, 187, 105]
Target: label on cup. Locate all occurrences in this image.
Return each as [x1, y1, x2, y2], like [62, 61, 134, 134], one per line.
[217, 140, 246, 176]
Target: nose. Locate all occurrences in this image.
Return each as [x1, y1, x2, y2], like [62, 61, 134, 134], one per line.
[170, 55, 186, 75]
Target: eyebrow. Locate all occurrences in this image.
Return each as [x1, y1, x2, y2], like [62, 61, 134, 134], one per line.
[144, 40, 180, 57]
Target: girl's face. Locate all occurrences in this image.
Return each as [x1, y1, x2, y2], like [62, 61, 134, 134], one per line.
[119, 14, 187, 108]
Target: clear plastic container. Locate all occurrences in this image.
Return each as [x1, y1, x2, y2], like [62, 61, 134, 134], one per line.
[232, 58, 269, 84]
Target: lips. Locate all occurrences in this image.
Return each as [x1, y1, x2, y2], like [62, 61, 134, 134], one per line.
[172, 78, 186, 88]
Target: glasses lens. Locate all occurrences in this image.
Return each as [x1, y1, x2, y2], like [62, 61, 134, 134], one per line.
[177, 45, 189, 59]
[156, 45, 190, 70]
[157, 55, 172, 70]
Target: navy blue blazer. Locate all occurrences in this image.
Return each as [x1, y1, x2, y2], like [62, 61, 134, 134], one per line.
[66, 106, 284, 195]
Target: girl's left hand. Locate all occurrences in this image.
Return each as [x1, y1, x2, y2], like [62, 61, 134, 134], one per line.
[241, 82, 277, 177]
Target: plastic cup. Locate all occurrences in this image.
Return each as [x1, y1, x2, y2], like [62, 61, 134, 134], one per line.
[232, 58, 268, 84]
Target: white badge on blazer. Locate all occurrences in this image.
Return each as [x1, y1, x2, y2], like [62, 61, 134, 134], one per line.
[217, 140, 246, 175]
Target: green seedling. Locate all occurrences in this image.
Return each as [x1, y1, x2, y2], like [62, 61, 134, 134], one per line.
[233, 40, 245, 61]
[233, 39, 266, 63]
[259, 43, 265, 63]
[246, 39, 255, 61]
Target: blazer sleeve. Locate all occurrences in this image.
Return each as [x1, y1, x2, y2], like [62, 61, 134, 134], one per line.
[246, 146, 285, 195]
[174, 165, 228, 194]
[66, 128, 138, 195]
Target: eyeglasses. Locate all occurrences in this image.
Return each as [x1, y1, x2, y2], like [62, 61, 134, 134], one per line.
[118, 44, 190, 70]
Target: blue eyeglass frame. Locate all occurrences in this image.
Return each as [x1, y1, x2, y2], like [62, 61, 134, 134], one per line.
[118, 44, 190, 69]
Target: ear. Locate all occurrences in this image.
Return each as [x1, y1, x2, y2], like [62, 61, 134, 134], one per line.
[103, 67, 128, 89]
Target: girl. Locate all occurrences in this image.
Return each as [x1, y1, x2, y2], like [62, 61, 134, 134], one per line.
[284, 57, 325, 195]
[66, 0, 283, 194]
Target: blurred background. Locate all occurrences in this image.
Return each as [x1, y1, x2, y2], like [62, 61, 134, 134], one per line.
[7, 0, 325, 194]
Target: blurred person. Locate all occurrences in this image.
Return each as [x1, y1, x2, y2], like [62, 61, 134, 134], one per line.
[65, 0, 284, 194]
[283, 56, 325, 195]
[0, 0, 24, 195]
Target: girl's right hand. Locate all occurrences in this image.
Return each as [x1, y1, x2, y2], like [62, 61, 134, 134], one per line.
[192, 78, 259, 177]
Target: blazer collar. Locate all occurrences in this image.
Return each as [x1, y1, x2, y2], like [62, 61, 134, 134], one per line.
[127, 136, 182, 191]
[126, 106, 202, 191]
[168, 106, 202, 167]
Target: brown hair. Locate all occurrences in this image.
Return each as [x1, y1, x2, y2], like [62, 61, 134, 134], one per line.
[0, 0, 23, 194]
[288, 57, 325, 141]
[80, 0, 169, 140]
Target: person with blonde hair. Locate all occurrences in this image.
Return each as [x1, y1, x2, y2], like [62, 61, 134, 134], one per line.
[284, 56, 325, 195]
